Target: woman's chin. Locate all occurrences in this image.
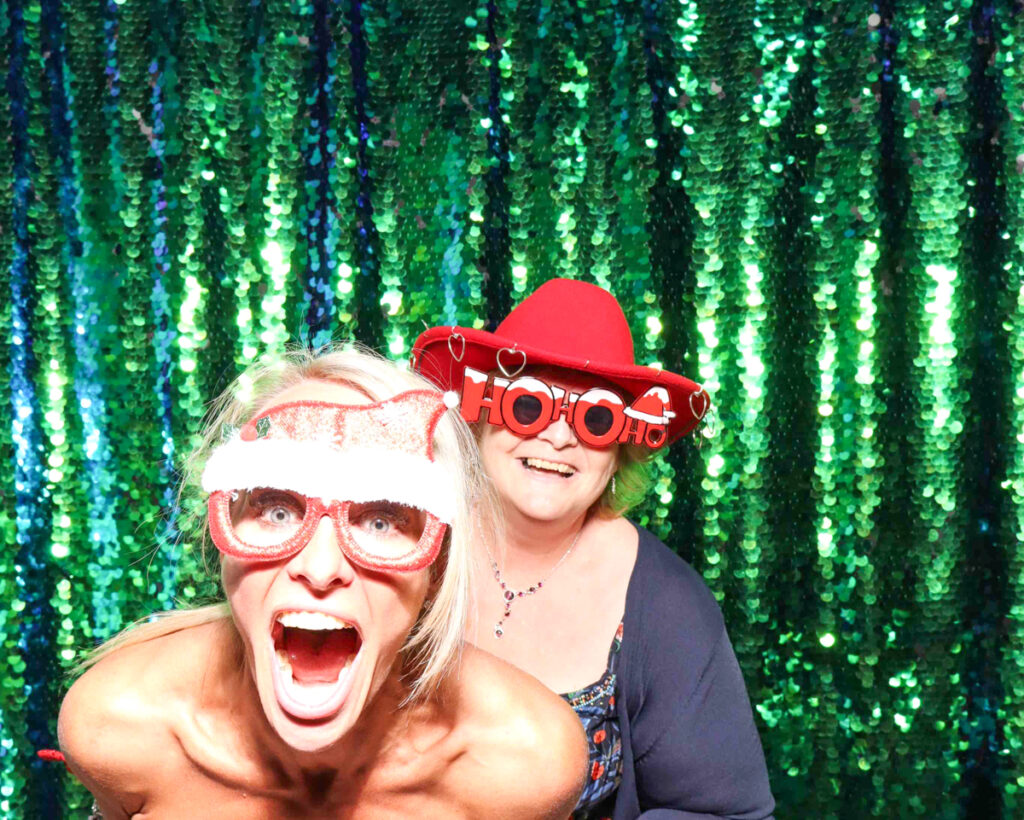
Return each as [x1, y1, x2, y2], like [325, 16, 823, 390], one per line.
[270, 714, 351, 753]
[260, 687, 359, 753]
[515, 496, 582, 524]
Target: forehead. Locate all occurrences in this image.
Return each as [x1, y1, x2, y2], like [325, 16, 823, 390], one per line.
[258, 379, 370, 414]
[525, 366, 628, 398]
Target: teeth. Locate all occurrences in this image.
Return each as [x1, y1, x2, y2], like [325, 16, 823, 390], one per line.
[276, 611, 354, 631]
[524, 457, 576, 476]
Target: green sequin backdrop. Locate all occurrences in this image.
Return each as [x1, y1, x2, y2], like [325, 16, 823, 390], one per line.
[2, 0, 1022, 816]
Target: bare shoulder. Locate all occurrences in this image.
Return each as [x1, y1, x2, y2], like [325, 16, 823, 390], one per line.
[59, 617, 227, 817]
[451, 646, 587, 818]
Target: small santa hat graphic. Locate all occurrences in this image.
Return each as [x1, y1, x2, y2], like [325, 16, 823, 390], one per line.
[623, 386, 677, 426]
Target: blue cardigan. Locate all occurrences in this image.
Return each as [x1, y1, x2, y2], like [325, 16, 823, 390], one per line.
[612, 526, 775, 820]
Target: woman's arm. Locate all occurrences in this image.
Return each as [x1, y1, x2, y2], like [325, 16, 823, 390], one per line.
[58, 656, 156, 818]
[476, 701, 587, 819]
[456, 648, 588, 818]
[624, 532, 775, 819]
[633, 627, 775, 819]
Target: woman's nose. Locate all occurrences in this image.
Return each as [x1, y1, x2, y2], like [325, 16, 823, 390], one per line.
[537, 415, 578, 448]
[286, 514, 356, 592]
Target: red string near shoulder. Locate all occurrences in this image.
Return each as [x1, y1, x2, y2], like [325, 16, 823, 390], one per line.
[37, 749, 67, 765]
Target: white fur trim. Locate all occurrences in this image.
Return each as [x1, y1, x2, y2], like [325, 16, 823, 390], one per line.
[623, 407, 673, 424]
[202, 440, 457, 523]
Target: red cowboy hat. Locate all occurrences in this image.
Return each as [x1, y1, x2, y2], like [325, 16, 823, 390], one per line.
[412, 279, 709, 442]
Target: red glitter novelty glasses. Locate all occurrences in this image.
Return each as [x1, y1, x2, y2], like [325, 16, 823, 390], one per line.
[201, 391, 456, 571]
[207, 488, 447, 572]
[459, 368, 674, 449]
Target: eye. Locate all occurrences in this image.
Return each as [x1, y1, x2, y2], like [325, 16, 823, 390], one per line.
[244, 489, 305, 526]
[263, 505, 295, 525]
[583, 405, 614, 436]
[354, 509, 403, 536]
[349, 501, 424, 540]
[511, 394, 543, 425]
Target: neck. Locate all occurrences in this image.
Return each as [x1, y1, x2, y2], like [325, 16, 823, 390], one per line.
[497, 505, 588, 562]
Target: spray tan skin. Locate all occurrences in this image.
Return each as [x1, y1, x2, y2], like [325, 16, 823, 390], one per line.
[59, 380, 586, 818]
[59, 620, 584, 819]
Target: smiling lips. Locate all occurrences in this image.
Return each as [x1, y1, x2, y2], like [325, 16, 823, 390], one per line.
[521, 457, 577, 477]
[270, 610, 363, 720]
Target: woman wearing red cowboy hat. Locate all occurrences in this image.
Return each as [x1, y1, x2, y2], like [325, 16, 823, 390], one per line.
[415, 279, 774, 820]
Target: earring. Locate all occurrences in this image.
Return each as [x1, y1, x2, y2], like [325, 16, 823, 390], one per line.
[611, 476, 617, 495]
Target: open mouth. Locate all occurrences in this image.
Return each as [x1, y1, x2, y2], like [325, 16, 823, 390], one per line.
[520, 457, 576, 477]
[269, 611, 363, 720]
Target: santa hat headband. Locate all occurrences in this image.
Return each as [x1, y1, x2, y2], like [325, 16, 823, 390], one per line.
[201, 390, 457, 524]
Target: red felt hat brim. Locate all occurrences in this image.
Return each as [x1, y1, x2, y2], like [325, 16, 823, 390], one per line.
[412, 325, 710, 442]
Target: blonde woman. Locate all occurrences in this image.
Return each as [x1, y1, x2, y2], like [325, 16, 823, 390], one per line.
[59, 347, 586, 818]
[415, 280, 774, 819]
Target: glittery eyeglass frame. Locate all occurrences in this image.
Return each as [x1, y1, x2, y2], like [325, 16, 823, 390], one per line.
[207, 490, 447, 572]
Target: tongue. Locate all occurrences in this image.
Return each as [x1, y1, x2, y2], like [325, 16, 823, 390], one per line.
[282, 628, 359, 684]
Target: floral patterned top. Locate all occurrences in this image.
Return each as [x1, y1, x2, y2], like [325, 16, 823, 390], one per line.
[560, 621, 624, 820]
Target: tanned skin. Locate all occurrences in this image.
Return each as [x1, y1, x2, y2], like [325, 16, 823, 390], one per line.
[59, 618, 586, 819]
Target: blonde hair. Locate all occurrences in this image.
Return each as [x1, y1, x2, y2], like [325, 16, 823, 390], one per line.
[81, 344, 492, 703]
